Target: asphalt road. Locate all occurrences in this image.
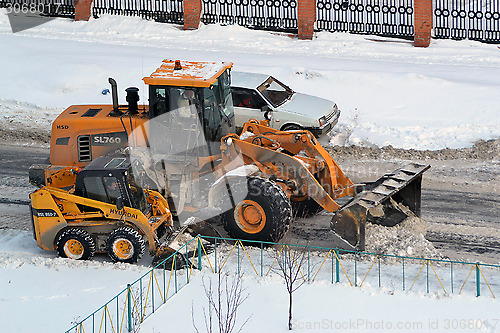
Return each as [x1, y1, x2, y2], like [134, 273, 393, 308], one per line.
[0, 144, 498, 263]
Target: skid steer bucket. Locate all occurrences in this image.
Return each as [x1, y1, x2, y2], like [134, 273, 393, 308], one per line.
[152, 219, 224, 267]
[330, 163, 430, 251]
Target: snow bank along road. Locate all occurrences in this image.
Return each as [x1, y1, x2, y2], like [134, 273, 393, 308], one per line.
[1, 142, 498, 264]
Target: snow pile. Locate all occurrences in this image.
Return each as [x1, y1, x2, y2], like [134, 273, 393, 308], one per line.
[0, 99, 61, 145]
[365, 217, 442, 260]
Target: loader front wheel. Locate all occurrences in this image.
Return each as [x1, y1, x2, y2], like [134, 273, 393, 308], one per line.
[222, 177, 292, 242]
[106, 227, 146, 264]
[56, 228, 96, 260]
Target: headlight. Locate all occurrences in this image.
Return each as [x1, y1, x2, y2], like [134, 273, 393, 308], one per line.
[319, 116, 327, 127]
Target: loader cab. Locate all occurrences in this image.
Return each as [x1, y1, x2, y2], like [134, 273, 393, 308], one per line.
[74, 155, 148, 213]
[144, 60, 235, 155]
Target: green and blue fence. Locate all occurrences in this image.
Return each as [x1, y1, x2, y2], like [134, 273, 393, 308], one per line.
[66, 235, 499, 332]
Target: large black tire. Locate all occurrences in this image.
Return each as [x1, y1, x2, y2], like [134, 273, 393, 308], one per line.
[221, 177, 292, 242]
[291, 197, 324, 218]
[56, 228, 96, 260]
[106, 226, 146, 264]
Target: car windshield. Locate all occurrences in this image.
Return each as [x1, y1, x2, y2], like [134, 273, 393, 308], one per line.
[257, 76, 294, 107]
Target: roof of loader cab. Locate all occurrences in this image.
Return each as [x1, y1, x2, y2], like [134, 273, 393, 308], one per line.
[143, 60, 233, 87]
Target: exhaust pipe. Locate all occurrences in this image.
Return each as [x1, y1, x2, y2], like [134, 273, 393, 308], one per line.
[108, 78, 121, 116]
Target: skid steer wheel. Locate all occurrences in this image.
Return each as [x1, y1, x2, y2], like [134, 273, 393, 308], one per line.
[56, 228, 96, 260]
[106, 227, 146, 264]
[291, 197, 324, 218]
[222, 177, 292, 242]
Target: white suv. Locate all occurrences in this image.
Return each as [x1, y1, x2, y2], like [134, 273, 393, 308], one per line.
[231, 72, 340, 137]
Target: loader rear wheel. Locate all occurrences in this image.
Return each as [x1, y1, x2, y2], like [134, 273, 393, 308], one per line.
[106, 227, 145, 264]
[222, 177, 292, 242]
[291, 197, 324, 218]
[56, 228, 96, 260]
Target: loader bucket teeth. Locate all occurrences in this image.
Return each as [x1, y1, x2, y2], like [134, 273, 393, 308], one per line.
[331, 163, 430, 251]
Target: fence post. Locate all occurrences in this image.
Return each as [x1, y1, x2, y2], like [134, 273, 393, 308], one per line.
[426, 260, 429, 293]
[476, 264, 481, 297]
[354, 252, 358, 287]
[307, 248, 310, 283]
[260, 242, 263, 277]
[414, 0, 432, 47]
[215, 238, 218, 274]
[297, 0, 316, 40]
[184, 0, 202, 30]
[335, 250, 340, 283]
[75, 0, 93, 21]
[127, 284, 132, 333]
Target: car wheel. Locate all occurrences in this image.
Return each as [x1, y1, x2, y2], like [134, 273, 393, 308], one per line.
[281, 124, 302, 131]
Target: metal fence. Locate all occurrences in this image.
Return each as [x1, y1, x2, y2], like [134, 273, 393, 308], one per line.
[434, 0, 500, 42]
[66, 235, 498, 333]
[91, 0, 183, 24]
[0, 0, 75, 17]
[201, 0, 298, 31]
[316, 0, 414, 38]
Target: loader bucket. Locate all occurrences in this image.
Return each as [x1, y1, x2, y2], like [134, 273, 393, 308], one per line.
[330, 163, 430, 251]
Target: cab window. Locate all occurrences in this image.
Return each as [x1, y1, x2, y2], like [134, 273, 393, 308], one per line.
[103, 177, 121, 205]
[83, 176, 121, 205]
[150, 86, 200, 119]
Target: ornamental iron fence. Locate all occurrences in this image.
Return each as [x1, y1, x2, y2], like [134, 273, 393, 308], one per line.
[201, 0, 298, 31]
[91, 0, 183, 24]
[316, 0, 415, 38]
[433, 0, 500, 42]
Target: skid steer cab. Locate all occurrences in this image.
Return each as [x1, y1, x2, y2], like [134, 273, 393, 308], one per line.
[29, 153, 174, 263]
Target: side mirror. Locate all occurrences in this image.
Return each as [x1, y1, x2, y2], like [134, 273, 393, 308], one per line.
[261, 105, 271, 112]
[264, 110, 273, 121]
[116, 196, 124, 211]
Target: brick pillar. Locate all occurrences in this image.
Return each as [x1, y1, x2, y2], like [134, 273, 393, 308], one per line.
[414, 0, 433, 47]
[298, 0, 316, 40]
[74, 0, 93, 21]
[184, 0, 202, 30]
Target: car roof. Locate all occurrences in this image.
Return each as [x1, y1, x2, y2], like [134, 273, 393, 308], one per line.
[231, 71, 270, 89]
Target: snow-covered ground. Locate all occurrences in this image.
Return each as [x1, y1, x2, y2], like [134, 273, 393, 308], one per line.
[0, 229, 152, 332]
[1, 11, 500, 333]
[1, 13, 499, 149]
[142, 272, 500, 333]
[1, 229, 499, 333]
